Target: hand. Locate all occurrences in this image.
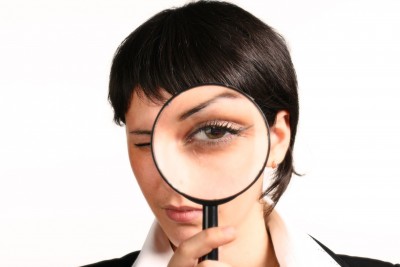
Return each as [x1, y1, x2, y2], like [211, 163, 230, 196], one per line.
[167, 226, 236, 267]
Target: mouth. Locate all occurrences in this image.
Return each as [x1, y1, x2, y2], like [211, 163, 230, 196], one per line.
[164, 205, 203, 223]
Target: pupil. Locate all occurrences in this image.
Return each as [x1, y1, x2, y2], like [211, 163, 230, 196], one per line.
[205, 127, 225, 139]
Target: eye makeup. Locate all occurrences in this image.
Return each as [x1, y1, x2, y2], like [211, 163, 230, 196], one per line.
[184, 119, 250, 149]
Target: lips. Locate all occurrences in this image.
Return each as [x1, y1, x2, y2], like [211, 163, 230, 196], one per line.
[165, 206, 203, 223]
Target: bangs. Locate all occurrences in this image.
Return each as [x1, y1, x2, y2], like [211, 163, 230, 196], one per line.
[130, 10, 249, 96]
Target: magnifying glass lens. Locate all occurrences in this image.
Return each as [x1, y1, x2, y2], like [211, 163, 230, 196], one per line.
[152, 85, 270, 203]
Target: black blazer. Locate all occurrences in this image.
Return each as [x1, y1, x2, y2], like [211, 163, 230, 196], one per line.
[312, 238, 399, 267]
[82, 240, 399, 267]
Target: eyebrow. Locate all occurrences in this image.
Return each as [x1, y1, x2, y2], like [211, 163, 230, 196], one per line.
[129, 129, 152, 135]
[178, 92, 239, 121]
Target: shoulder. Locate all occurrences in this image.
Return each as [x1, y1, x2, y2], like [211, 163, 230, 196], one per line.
[80, 251, 140, 267]
[313, 237, 399, 267]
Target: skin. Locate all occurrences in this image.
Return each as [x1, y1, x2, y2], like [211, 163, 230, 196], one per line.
[125, 89, 291, 267]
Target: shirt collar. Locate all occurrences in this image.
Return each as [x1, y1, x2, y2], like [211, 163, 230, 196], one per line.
[132, 208, 340, 267]
[132, 220, 173, 267]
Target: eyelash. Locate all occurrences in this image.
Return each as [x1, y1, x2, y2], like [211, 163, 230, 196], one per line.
[134, 142, 151, 147]
[185, 120, 244, 146]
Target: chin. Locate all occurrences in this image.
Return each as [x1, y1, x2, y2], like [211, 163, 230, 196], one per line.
[167, 223, 202, 247]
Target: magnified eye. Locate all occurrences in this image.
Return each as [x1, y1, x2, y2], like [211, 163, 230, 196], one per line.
[185, 120, 245, 146]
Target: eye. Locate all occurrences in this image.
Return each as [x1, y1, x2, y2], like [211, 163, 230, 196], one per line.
[185, 120, 245, 146]
[203, 126, 230, 139]
[135, 142, 151, 147]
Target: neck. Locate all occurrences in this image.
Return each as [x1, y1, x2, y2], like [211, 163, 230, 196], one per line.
[218, 199, 278, 267]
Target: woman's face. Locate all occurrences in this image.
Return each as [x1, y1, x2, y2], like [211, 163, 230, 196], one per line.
[125, 89, 268, 247]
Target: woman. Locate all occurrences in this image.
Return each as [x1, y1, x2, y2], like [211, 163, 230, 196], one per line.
[83, 1, 398, 266]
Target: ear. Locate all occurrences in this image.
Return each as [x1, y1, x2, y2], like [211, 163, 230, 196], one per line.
[268, 110, 291, 167]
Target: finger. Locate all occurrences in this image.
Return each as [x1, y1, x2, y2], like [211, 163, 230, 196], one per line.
[179, 226, 235, 259]
[168, 226, 235, 267]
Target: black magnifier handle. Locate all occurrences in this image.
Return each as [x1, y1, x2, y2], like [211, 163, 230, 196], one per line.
[199, 205, 218, 261]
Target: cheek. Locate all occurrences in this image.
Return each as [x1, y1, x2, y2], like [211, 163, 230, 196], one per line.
[128, 149, 161, 197]
[219, 177, 264, 224]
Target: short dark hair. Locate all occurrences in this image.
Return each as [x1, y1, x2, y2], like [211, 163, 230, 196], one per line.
[109, 0, 299, 207]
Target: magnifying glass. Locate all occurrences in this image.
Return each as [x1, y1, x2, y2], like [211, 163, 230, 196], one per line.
[151, 84, 270, 261]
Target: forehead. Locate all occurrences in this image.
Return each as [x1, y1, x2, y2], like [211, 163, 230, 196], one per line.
[125, 90, 170, 129]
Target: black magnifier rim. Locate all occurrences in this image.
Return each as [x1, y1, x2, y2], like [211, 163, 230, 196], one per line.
[150, 83, 271, 206]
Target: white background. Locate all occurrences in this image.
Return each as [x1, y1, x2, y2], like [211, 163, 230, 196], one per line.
[0, 0, 399, 266]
